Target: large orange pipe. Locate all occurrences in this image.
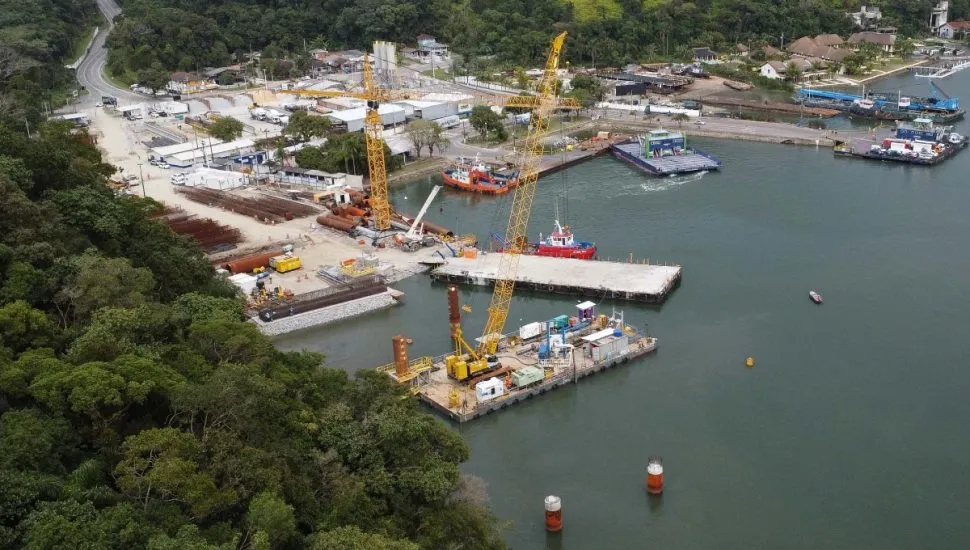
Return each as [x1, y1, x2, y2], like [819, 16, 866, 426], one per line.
[448, 286, 461, 339]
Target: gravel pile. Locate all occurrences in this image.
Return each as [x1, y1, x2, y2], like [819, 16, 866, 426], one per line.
[253, 291, 400, 337]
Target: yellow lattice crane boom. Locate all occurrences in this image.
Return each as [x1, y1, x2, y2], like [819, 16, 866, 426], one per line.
[478, 31, 569, 354]
[283, 56, 401, 230]
[283, 45, 579, 237]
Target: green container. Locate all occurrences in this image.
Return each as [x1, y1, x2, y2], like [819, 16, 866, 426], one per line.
[511, 366, 544, 388]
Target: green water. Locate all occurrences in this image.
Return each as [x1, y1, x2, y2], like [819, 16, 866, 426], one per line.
[276, 71, 970, 547]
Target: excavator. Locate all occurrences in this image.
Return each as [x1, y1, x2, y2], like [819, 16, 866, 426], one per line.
[444, 31, 570, 382]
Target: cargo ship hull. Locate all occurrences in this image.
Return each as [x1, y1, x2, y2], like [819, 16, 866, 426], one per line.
[441, 156, 519, 194]
[442, 169, 516, 194]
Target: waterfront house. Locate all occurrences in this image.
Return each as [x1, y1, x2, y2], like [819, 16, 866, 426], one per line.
[939, 20, 970, 39]
[847, 32, 896, 54]
[693, 47, 717, 63]
[759, 61, 787, 80]
[787, 36, 850, 64]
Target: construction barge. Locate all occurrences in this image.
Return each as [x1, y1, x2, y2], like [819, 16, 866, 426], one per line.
[611, 130, 722, 176]
[833, 118, 968, 166]
[379, 296, 657, 424]
[427, 253, 681, 304]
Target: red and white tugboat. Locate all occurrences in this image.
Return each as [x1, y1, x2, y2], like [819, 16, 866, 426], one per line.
[809, 290, 823, 304]
[531, 220, 597, 260]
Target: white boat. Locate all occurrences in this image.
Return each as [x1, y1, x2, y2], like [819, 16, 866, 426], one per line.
[809, 290, 823, 304]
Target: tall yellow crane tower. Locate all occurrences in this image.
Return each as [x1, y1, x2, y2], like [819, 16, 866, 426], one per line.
[479, 31, 568, 354]
[285, 45, 578, 238]
[444, 31, 571, 382]
[285, 55, 399, 231]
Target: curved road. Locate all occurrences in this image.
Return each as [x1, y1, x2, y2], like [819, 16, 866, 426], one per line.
[76, 0, 143, 107]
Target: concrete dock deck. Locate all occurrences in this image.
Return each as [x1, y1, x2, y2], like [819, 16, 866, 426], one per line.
[429, 254, 681, 303]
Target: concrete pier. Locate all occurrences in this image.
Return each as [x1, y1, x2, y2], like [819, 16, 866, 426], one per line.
[252, 289, 402, 336]
[429, 254, 681, 303]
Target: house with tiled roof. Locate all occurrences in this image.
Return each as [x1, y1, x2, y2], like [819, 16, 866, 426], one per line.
[939, 20, 970, 39]
[763, 45, 782, 58]
[815, 34, 845, 47]
[847, 31, 896, 53]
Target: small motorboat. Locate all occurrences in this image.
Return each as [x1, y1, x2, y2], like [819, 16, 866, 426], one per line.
[809, 290, 823, 304]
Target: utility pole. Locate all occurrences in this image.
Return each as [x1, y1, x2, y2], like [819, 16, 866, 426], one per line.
[138, 163, 146, 197]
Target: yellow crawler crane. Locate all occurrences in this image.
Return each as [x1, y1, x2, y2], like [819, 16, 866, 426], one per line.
[479, 31, 568, 354]
[445, 31, 570, 382]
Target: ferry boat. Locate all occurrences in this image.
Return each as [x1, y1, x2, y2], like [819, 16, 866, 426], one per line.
[610, 129, 722, 176]
[441, 156, 519, 194]
[531, 220, 597, 259]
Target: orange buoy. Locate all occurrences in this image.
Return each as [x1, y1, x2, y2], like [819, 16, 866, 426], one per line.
[647, 456, 664, 495]
[544, 495, 562, 532]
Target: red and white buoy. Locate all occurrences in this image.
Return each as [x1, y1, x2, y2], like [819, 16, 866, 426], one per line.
[646, 456, 664, 495]
[544, 495, 562, 532]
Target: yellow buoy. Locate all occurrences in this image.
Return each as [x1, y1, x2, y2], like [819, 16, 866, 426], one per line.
[745, 357, 755, 368]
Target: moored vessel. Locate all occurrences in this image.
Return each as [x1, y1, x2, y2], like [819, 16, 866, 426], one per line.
[611, 129, 722, 176]
[441, 155, 519, 194]
[531, 220, 597, 259]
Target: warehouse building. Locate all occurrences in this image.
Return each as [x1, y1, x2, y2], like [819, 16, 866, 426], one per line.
[327, 104, 406, 132]
[394, 100, 457, 121]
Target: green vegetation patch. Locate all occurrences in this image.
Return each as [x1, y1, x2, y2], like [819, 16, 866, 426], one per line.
[564, 0, 623, 22]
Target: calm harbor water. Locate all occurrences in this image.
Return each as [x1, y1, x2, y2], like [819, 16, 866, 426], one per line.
[276, 70, 970, 548]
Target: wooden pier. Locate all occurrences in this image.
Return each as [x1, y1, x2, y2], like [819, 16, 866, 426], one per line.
[428, 254, 681, 303]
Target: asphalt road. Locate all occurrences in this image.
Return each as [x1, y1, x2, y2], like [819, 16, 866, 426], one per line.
[76, 0, 143, 107]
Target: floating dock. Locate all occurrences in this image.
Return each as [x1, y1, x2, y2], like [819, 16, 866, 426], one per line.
[379, 303, 658, 423]
[428, 253, 681, 303]
[611, 131, 721, 176]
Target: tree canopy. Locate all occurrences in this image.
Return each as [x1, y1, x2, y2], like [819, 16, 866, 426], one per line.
[0, 79, 504, 550]
[469, 105, 507, 143]
[0, 0, 99, 121]
[208, 116, 245, 142]
[284, 111, 331, 143]
[295, 132, 402, 176]
[101, 0, 962, 75]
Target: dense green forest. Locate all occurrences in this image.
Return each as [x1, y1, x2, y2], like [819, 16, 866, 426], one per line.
[107, 0, 970, 77]
[0, 0, 99, 121]
[0, 67, 505, 550]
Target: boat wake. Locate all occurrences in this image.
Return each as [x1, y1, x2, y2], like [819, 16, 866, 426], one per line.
[639, 170, 710, 193]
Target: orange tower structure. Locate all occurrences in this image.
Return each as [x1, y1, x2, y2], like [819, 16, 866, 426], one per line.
[391, 335, 409, 378]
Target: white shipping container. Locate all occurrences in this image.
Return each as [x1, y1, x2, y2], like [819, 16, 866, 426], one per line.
[434, 114, 460, 129]
[519, 321, 544, 340]
[475, 378, 505, 402]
